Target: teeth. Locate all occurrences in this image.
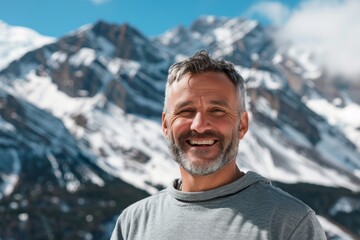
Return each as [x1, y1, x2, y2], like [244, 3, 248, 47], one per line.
[189, 140, 215, 145]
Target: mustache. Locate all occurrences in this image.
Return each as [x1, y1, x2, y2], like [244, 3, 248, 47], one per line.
[178, 130, 224, 142]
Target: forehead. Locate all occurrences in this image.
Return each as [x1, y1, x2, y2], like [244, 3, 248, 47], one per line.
[167, 71, 237, 106]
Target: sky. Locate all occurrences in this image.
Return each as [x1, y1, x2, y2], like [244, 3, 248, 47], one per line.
[0, 0, 300, 38]
[1, 0, 359, 79]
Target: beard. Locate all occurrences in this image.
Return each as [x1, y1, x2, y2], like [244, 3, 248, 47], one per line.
[168, 127, 240, 176]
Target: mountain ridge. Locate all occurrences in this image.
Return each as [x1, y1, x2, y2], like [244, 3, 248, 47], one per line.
[0, 18, 359, 239]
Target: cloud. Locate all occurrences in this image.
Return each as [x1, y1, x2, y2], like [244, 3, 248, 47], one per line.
[280, 0, 360, 79]
[90, 0, 110, 5]
[248, 0, 360, 80]
[245, 1, 291, 25]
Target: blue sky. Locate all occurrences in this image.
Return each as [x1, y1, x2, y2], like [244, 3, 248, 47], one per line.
[0, 0, 300, 38]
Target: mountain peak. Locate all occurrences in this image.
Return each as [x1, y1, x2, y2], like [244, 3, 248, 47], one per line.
[0, 21, 54, 70]
[190, 15, 251, 34]
[91, 20, 145, 41]
[85, 20, 168, 63]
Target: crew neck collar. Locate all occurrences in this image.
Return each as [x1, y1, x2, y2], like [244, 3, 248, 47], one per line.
[167, 171, 269, 202]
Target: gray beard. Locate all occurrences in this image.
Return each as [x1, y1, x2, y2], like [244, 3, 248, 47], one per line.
[168, 129, 240, 176]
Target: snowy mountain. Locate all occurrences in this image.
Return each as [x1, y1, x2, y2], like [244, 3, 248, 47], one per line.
[0, 18, 360, 239]
[0, 21, 54, 70]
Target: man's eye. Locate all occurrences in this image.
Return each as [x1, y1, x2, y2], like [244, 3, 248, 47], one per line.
[210, 108, 224, 112]
[178, 109, 195, 117]
[210, 108, 226, 116]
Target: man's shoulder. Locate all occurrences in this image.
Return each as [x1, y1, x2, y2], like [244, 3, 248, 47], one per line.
[111, 189, 171, 239]
[252, 179, 313, 215]
[244, 176, 326, 239]
[120, 188, 168, 217]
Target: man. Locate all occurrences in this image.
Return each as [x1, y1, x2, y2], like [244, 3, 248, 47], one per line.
[110, 51, 326, 240]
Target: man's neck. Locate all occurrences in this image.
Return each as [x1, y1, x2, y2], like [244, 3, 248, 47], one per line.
[179, 161, 243, 192]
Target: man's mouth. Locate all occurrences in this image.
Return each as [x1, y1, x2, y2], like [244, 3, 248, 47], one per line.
[187, 139, 217, 146]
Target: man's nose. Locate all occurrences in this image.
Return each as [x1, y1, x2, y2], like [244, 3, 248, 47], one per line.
[190, 112, 211, 133]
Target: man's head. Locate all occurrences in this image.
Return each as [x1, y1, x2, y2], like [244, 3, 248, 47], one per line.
[162, 50, 248, 176]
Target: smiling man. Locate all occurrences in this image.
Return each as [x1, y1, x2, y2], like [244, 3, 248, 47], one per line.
[110, 51, 326, 240]
[163, 69, 248, 192]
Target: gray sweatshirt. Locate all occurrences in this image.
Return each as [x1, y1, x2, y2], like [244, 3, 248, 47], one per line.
[110, 171, 326, 240]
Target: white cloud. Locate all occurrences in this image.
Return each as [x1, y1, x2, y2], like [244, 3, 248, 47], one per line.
[247, 0, 360, 80]
[277, 0, 360, 79]
[90, 0, 110, 5]
[245, 1, 291, 25]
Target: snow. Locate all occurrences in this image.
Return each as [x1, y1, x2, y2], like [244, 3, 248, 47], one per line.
[84, 103, 178, 193]
[210, 19, 258, 58]
[67, 23, 92, 37]
[46, 152, 66, 188]
[330, 197, 360, 216]
[136, 68, 165, 92]
[105, 58, 122, 75]
[0, 149, 21, 199]
[101, 57, 140, 77]
[237, 65, 285, 90]
[11, 73, 81, 116]
[306, 98, 360, 152]
[272, 54, 283, 64]
[254, 96, 278, 120]
[1, 75, 112, 194]
[155, 26, 194, 46]
[316, 131, 360, 172]
[307, 99, 360, 129]
[281, 125, 312, 148]
[317, 215, 355, 240]
[303, 70, 322, 79]
[286, 47, 322, 80]
[69, 48, 96, 67]
[240, 121, 360, 192]
[0, 21, 54, 70]
[204, 15, 217, 24]
[157, 17, 258, 59]
[5, 68, 177, 194]
[78, 164, 105, 187]
[48, 51, 68, 68]
[156, 28, 177, 46]
[0, 116, 16, 132]
[213, 28, 233, 45]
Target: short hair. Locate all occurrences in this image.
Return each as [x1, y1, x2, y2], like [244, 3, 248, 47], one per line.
[163, 50, 246, 114]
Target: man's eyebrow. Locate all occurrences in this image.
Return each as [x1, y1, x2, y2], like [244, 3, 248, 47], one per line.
[174, 100, 194, 110]
[209, 100, 231, 107]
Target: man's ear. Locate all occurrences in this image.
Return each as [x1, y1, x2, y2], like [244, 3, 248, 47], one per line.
[239, 112, 249, 140]
[162, 112, 168, 139]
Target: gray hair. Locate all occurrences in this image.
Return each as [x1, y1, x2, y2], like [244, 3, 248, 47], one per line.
[163, 50, 247, 114]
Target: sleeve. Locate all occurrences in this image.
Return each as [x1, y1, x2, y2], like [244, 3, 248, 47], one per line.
[110, 216, 124, 240]
[288, 211, 327, 240]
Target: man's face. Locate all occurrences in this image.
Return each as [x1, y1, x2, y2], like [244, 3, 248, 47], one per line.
[162, 72, 248, 176]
